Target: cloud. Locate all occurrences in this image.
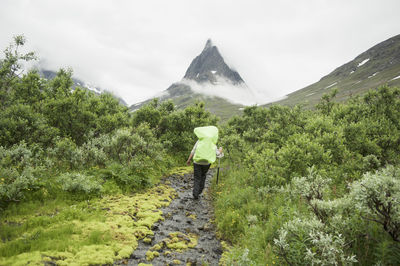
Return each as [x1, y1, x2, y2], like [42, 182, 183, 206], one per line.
[181, 78, 259, 106]
[0, 0, 399, 105]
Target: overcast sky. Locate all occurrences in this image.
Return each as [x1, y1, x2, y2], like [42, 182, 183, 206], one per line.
[1, 0, 399, 105]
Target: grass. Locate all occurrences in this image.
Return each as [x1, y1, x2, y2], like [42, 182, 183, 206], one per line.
[211, 164, 309, 265]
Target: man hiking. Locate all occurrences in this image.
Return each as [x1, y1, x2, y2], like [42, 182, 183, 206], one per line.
[186, 126, 223, 200]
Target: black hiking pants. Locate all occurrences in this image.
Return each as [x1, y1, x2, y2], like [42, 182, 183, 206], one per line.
[193, 163, 211, 199]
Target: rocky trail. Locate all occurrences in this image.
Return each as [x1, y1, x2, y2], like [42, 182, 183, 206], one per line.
[117, 169, 223, 265]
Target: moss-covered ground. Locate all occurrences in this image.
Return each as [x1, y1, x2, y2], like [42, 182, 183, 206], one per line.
[0, 183, 177, 265]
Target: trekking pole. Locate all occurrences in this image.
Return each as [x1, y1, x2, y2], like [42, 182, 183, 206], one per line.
[216, 156, 220, 185]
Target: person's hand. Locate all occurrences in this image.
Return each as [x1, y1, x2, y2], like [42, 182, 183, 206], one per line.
[186, 160, 191, 166]
[218, 147, 223, 153]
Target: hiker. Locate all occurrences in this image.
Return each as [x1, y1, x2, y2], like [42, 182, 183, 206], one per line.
[186, 126, 223, 199]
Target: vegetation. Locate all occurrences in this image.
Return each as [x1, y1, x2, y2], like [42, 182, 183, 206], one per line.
[2, 34, 400, 265]
[0, 35, 217, 265]
[214, 86, 400, 264]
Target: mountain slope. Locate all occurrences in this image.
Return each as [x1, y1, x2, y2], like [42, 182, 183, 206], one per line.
[130, 83, 244, 121]
[268, 34, 400, 108]
[130, 39, 253, 120]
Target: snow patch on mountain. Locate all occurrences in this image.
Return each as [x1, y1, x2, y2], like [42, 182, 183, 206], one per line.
[390, 75, 400, 81]
[84, 82, 102, 94]
[368, 72, 379, 78]
[324, 82, 337, 89]
[358, 58, 370, 67]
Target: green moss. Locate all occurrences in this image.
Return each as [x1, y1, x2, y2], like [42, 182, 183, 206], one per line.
[165, 166, 192, 177]
[0, 182, 177, 265]
[114, 245, 133, 260]
[146, 250, 160, 261]
[150, 243, 163, 251]
[56, 245, 115, 266]
[0, 251, 44, 266]
[143, 237, 152, 244]
[172, 259, 182, 264]
[145, 231, 198, 257]
[138, 263, 153, 266]
[133, 225, 154, 239]
[142, 231, 198, 263]
[165, 232, 198, 251]
[218, 240, 233, 266]
[186, 212, 197, 220]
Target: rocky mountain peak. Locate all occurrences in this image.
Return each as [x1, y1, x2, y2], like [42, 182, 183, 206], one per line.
[183, 39, 245, 85]
[203, 39, 213, 51]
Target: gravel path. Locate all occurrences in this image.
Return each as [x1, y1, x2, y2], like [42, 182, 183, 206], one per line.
[117, 170, 222, 265]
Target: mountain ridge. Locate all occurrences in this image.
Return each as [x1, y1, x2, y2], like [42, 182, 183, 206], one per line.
[267, 34, 400, 108]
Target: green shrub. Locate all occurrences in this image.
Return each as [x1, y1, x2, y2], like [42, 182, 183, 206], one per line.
[0, 167, 38, 206]
[0, 143, 45, 207]
[277, 133, 331, 181]
[95, 163, 149, 192]
[0, 142, 33, 168]
[56, 172, 102, 194]
[350, 165, 400, 242]
[48, 137, 83, 169]
[291, 167, 332, 222]
[80, 134, 109, 167]
[273, 217, 357, 265]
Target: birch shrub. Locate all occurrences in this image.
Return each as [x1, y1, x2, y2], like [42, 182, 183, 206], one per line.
[274, 168, 358, 265]
[273, 165, 400, 264]
[0, 167, 38, 205]
[0, 143, 43, 206]
[80, 134, 109, 167]
[48, 137, 83, 169]
[350, 165, 400, 242]
[57, 172, 102, 195]
[274, 217, 357, 265]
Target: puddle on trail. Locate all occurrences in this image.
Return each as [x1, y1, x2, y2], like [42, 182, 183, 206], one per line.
[116, 170, 222, 265]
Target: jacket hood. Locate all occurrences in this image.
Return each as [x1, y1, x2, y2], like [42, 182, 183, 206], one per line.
[194, 126, 218, 144]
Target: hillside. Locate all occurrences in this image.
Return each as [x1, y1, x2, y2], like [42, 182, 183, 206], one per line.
[267, 34, 400, 108]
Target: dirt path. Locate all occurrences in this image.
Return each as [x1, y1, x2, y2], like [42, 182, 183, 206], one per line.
[117, 170, 222, 265]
